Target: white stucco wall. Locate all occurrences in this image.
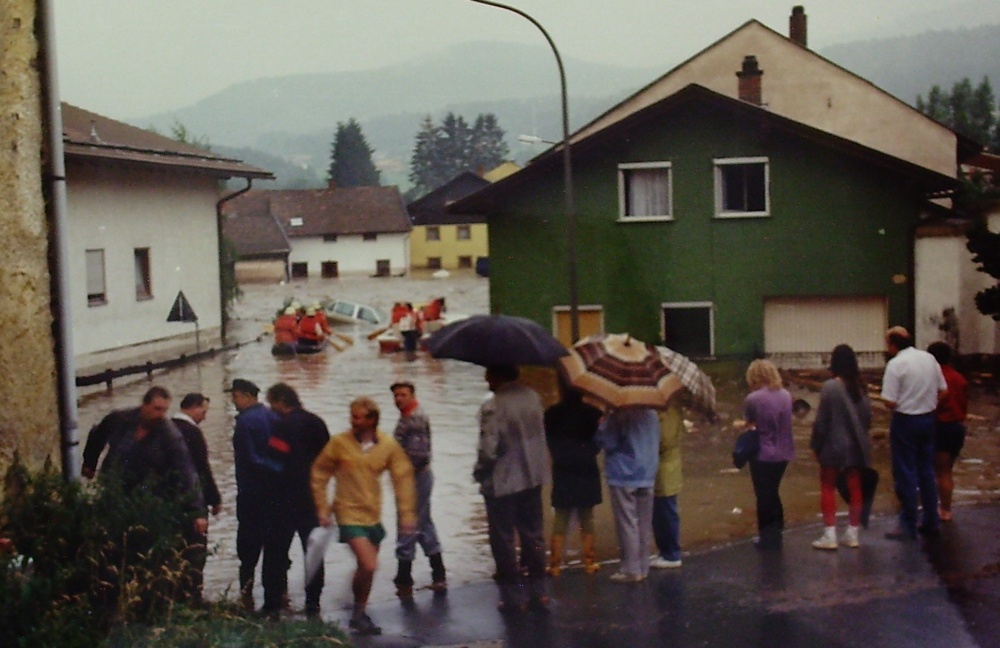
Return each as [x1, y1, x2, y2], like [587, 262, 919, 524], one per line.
[915, 229, 1000, 355]
[66, 163, 223, 369]
[580, 22, 957, 178]
[289, 233, 408, 276]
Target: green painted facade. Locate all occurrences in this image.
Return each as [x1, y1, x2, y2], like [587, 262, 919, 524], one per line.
[486, 97, 939, 359]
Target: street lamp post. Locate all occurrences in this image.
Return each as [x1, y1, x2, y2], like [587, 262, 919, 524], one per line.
[468, 0, 579, 343]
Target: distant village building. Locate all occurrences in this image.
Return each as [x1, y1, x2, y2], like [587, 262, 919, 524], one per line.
[63, 104, 272, 375]
[223, 183, 411, 280]
[406, 163, 519, 272]
[450, 6, 978, 366]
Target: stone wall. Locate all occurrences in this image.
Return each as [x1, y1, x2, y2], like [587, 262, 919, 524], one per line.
[0, 0, 61, 472]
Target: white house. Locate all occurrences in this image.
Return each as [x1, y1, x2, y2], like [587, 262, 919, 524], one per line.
[224, 184, 411, 279]
[63, 103, 272, 376]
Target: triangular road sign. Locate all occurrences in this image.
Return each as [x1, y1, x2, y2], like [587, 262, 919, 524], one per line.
[167, 290, 198, 323]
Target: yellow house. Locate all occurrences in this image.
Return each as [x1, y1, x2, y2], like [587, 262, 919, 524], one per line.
[407, 164, 520, 271]
[407, 171, 491, 271]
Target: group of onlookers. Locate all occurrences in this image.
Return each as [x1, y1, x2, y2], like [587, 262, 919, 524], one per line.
[79, 323, 970, 634]
[742, 325, 967, 553]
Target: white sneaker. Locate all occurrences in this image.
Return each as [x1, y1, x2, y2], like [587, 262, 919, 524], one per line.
[811, 526, 838, 550]
[650, 556, 682, 569]
[609, 572, 646, 583]
[841, 525, 860, 548]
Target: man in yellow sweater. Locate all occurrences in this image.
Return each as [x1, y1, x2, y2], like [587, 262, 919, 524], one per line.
[311, 396, 416, 636]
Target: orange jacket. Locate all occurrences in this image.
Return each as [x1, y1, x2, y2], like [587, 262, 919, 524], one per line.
[273, 314, 299, 344]
[297, 315, 324, 342]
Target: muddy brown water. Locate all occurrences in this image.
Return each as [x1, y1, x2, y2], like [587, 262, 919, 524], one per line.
[76, 271, 1000, 613]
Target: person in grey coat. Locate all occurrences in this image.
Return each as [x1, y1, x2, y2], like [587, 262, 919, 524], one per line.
[810, 344, 873, 550]
[473, 365, 551, 613]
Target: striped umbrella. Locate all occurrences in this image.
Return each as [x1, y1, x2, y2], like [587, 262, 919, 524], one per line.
[559, 333, 685, 410]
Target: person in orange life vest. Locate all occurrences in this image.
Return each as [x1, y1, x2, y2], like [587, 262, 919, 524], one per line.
[391, 302, 408, 325]
[420, 298, 444, 323]
[297, 307, 326, 349]
[273, 307, 299, 346]
[311, 301, 332, 335]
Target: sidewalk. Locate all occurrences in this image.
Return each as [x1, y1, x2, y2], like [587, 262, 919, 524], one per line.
[342, 502, 1000, 647]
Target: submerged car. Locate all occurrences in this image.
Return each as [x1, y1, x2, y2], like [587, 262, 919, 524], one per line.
[324, 299, 386, 326]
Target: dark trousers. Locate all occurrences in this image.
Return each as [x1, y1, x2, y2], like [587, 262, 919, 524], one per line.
[484, 486, 546, 606]
[749, 459, 788, 548]
[652, 494, 681, 561]
[890, 412, 940, 535]
[273, 511, 325, 610]
[182, 527, 208, 604]
[237, 496, 288, 611]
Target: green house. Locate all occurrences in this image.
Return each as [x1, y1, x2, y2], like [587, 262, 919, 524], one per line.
[451, 84, 957, 365]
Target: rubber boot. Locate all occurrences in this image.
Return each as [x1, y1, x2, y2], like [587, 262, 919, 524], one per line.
[429, 553, 447, 592]
[393, 559, 414, 599]
[841, 525, 860, 548]
[812, 526, 838, 550]
[240, 579, 254, 612]
[546, 535, 565, 576]
[582, 533, 600, 574]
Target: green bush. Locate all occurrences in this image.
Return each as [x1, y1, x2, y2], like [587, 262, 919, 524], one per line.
[1, 456, 349, 647]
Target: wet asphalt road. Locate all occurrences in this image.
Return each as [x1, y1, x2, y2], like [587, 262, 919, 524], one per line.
[347, 503, 1000, 648]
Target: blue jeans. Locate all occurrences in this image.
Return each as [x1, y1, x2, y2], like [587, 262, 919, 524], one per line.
[652, 495, 681, 561]
[890, 412, 940, 535]
[396, 468, 442, 560]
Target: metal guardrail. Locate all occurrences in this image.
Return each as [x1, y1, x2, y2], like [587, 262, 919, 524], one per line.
[75, 335, 265, 390]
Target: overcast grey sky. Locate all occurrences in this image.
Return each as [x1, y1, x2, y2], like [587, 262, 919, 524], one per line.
[53, 0, 1000, 120]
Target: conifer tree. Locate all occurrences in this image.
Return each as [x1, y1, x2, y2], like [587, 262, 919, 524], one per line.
[407, 112, 510, 198]
[327, 118, 381, 187]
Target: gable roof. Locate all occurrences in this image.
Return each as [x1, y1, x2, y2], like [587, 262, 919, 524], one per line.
[222, 201, 291, 258]
[224, 186, 411, 237]
[450, 84, 958, 214]
[407, 171, 491, 226]
[62, 103, 272, 180]
[535, 18, 976, 177]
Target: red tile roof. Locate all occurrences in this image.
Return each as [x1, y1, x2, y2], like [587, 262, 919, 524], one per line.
[224, 186, 411, 237]
[61, 103, 272, 180]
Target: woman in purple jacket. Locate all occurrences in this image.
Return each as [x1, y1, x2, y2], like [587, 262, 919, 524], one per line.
[743, 359, 795, 550]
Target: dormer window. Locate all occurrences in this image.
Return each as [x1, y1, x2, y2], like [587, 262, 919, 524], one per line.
[289, 217, 304, 227]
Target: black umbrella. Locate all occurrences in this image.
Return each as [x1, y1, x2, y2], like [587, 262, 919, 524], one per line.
[424, 314, 568, 367]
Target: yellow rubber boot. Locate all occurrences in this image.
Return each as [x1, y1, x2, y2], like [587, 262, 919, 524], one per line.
[546, 535, 565, 576]
[582, 534, 600, 574]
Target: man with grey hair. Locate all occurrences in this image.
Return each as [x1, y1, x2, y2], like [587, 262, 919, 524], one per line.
[473, 365, 551, 613]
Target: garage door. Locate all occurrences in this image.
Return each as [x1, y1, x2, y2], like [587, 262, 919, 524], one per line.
[764, 296, 887, 368]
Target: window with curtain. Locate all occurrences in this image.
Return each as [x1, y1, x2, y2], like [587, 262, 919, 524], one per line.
[426, 226, 440, 241]
[86, 249, 106, 306]
[456, 225, 471, 240]
[619, 162, 672, 220]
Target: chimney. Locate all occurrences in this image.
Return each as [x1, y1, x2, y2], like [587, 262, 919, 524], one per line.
[736, 56, 763, 105]
[327, 178, 336, 190]
[789, 5, 807, 48]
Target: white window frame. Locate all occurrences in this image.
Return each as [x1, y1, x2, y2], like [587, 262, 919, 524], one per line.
[86, 248, 107, 306]
[617, 162, 673, 222]
[714, 156, 770, 218]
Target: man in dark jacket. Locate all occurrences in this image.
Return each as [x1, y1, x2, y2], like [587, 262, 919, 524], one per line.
[266, 382, 331, 618]
[98, 386, 207, 535]
[228, 378, 287, 617]
[173, 393, 222, 604]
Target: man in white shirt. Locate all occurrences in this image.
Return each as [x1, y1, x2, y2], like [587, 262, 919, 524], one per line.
[880, 326, 947, 540]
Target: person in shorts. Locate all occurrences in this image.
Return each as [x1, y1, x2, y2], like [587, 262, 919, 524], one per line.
[310, 396, 416, 635]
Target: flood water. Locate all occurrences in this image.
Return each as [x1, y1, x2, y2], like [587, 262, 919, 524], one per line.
[76, 270, 1000, 614]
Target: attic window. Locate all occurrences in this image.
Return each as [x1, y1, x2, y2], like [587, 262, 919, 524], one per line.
[289, 217, 304, 227]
